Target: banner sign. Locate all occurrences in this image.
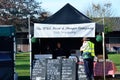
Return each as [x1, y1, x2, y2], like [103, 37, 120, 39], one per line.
[34, 23, 95, 38]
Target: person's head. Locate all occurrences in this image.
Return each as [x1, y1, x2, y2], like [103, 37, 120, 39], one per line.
[82, 37, 89, 41]
[56, 42, 61, 48]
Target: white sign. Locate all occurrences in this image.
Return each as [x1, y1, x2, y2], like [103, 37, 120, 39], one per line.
[34, 23, 95, 38]
[36, 77, 41, 80]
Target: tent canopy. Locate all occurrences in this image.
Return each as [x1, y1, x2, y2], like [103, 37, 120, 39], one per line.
[41, 3, 103, 32]
[42, 3, 92, 24]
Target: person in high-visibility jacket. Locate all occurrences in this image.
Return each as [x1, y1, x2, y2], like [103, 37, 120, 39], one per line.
[80, 37, 95, 80]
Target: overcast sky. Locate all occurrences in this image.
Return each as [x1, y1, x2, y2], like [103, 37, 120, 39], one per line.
[38, 0, 120, 17]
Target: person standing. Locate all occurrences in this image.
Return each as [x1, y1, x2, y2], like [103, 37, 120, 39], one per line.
[53, 42, 67, 59]
[44, 45, 53, 54]
[80, 37, 95, 80]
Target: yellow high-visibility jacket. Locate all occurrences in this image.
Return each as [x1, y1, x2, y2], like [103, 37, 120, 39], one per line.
[81, 41, 95, 57]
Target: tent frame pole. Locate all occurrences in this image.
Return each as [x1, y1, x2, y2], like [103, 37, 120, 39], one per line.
[102, 17, 106, 80]
[13, 32, 16, 80]
[28, 16, 32, 80]
[102, 32, 106, 80]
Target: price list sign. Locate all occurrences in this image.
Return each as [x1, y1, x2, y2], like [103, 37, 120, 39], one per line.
[62, 59, 76, 80]
[77, 62, 87, 80]
[32, 59, 46, 80]
[46, 59, 61, 80]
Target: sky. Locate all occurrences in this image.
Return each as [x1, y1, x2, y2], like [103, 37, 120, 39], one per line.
[38, 0, 120, 17]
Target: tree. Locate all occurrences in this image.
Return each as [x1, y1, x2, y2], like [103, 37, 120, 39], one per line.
[86, 2, 115, 33]
[86, 2, 113, 18]
[39, 11, 51, 21]
[0, 0, 42, 31]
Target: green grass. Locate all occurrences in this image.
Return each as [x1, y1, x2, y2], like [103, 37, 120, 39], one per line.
[15, 52, 120, 80]
[108, 54, 120, 72]
[15, 52, 30, 80]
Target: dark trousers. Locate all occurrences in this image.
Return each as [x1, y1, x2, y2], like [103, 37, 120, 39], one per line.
[83, 58, 94, 80]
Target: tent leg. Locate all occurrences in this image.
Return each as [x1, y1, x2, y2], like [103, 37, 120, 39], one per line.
[102, 32, 106, 80]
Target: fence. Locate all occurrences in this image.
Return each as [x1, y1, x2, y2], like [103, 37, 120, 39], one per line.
[16, 38, 29, 52]
[105, 37, 120, 53]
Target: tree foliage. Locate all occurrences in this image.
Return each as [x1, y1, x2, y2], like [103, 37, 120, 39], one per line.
[86, 2, 113, 18]
[86, 2, 116, 33]
[0, 0, 42, 31]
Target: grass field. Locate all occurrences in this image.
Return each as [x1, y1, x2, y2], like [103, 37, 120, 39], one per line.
[16, 52, 120, 80]
[16, 52, 30, 80]
[108, 54, 120, 72]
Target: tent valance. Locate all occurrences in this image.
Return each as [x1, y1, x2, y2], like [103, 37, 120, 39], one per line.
[34, 23, 95, 38]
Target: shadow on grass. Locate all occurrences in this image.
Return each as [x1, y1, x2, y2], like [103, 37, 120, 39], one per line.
[16, 56, 29, 59]
[115, 64, 120, 66]
[18, 76, 30, 80]
[16, 64, 30, 70]
[16, 60, 29, 62]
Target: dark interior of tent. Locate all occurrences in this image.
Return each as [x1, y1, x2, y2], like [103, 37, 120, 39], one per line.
[32, 38, 83, 54]
[32, 38, 84, 60]
[32, 34, 108, 60]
